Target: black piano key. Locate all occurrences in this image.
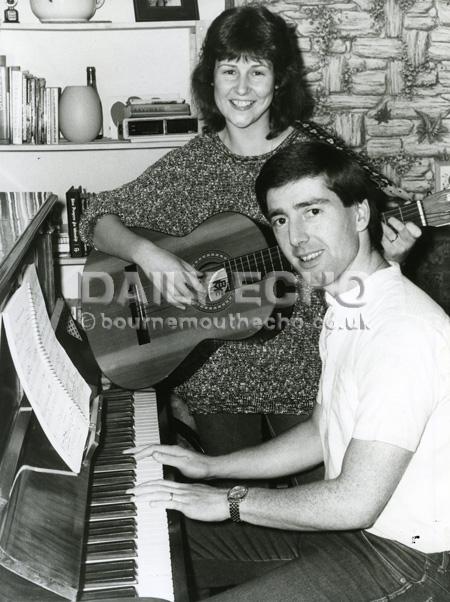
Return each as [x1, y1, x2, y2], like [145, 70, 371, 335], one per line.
[95, 455, 136, 466]
[85, 547, 137, 563]
[84, 559, 136, 575]
[87, 529, 136, 544]
[90, 495, 133, 506]
[87, 540, 136, 554]
[93, 463, 136, 474]
[80, 586, 137, 600]
[91, 482, 135, 495]
[98, 440, 134, 450]
[84, 573, 136, 586]
[88, 509, 137, 522]
[90, 502, 135, 514]
[91, 473, 135, 487]
[89, 517, 136, 533]
[91, 487, 132, 499]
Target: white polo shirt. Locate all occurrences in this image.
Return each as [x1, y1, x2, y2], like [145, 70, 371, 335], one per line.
[317, 264, 450, 553]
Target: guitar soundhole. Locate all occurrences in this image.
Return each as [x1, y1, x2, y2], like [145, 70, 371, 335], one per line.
[193, 251, 233, 312]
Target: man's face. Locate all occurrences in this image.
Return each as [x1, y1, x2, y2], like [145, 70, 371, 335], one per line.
[267, 175, 363, 293]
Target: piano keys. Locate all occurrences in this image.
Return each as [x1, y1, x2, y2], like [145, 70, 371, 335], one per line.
[80, 389, 183, 601]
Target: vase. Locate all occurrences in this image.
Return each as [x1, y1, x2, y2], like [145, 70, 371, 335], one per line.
[59, 86, 102, 143]
[30, 0, 105, 23]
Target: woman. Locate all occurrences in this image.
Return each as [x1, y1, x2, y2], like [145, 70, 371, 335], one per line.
[80, 6, 419, 455]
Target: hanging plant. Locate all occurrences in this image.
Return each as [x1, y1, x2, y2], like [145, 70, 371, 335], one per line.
[374, 101, 392, 124]
[305, 6, 339, 67]
[415, 109, 449, 144]
[369, 0, 385, 32]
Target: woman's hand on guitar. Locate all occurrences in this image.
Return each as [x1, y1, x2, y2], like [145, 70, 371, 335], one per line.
[124, 443, 214, 480]
[381, 217, 422, 264]
[135, 240, 205, 309]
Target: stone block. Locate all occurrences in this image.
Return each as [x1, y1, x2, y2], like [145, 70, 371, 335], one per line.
[436, 0, 450, 25]
[404, 133, 450, 155]
[336, 10, 374, 36]
[404, 15, 436, 29]
[387, 60, 404, 95]
[333, 112, 364, 146]
[367, 138, 402, 156]
[366, 118, 413, 137]
[352, 70, 386, 95]
[386, 0, 403, 37]
[325, 55, 345, 92]
[327, 94, 381, 110]
[410, 0, 434, 14]
[353, 38, 403, 59]
[416, 70, 438, 86]
[365, 59, 388, 70]
[405, 30, 429, 65]
[428, 42, 450, 61]
[298, 37, 312, 52]
[430, 27, 450, 43]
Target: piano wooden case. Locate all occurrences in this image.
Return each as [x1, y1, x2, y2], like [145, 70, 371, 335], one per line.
[0, 194, 188, 602]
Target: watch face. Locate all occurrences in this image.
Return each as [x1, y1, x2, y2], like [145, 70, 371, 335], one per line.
[228, 485, 249, 501]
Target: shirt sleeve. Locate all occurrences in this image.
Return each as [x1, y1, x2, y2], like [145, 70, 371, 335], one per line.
[352, 315, 443, 452]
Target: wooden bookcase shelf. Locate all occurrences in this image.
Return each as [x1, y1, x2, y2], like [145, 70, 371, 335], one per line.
[0, 21, 197, 31]
[0, 134, 196, 152]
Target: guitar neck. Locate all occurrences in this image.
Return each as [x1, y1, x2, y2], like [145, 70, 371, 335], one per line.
[225, 246, 292, 288]
[381, 201, 425, 227]
[224, 202, 425, 288]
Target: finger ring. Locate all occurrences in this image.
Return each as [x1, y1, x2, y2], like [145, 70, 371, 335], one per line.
[170, 492, 173, 501]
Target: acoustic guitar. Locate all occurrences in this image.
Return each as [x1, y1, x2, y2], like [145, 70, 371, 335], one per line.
[81, 192, 450, 389]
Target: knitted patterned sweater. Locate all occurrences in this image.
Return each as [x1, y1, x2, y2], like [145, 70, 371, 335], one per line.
[79, 128, 325, 414]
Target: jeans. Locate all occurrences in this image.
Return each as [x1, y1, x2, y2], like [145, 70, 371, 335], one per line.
[184, 520, 450, 601]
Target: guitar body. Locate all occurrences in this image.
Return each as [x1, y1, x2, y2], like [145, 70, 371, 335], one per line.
[82, 212, 291, 389]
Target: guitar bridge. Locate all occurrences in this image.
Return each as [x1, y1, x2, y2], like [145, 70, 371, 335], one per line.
[124, 265, 150, 345]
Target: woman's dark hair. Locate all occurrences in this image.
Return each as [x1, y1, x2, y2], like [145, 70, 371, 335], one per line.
[255, 141, 386, 252]
[192, 6, 313, 139]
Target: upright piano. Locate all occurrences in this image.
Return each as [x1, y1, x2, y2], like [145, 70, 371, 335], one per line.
[0, 193, 189, 602]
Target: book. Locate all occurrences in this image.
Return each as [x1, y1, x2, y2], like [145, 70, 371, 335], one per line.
[2, 264, 91, 473]
[128, 102, 191, 116]
[36, 77, 46, 144]
[45, 87, 60, 144]
[0, 56, 9, 144]
[8, 66, 22, 144]
[66, 185, 84, 258]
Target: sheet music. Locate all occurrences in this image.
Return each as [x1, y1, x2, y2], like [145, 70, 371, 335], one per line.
[2, 265, 90, 473]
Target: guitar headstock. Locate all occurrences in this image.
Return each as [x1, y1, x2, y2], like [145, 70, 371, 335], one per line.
[421, 190, 450, 227]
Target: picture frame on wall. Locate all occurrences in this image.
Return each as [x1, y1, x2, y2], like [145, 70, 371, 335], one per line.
[133, 0, 199, 22]
[435, 160, 450, 191]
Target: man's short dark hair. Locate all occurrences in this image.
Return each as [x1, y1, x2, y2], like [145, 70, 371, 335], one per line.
[192, 6, 313, 139]
[255, 141, 386, 252]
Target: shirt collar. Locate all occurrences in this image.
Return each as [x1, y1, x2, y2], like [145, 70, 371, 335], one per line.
[324, 263, 400, 311]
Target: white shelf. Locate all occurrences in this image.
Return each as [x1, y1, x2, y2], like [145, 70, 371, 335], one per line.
[0, 20, 197, 31]
[56, 256, 87, 266]
[0, 134, 196, 152]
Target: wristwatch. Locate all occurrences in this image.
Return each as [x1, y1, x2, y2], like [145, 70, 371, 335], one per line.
[227, 485, 249, 523]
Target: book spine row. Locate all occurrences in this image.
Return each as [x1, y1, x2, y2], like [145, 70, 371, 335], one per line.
[0, 55, 60, 145]
[66, 186, 92, 258]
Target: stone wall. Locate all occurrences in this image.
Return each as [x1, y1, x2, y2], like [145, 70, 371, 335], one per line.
[236, 0, 450, 311]
[237, 0, 450, 201]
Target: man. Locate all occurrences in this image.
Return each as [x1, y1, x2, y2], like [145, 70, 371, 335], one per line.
[126, 141, 450, 601]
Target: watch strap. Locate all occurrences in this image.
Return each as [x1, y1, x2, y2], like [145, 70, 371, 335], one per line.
[229, 499, 242, 523]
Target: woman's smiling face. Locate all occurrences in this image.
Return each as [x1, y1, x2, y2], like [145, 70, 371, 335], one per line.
[213, 57, 275, 133]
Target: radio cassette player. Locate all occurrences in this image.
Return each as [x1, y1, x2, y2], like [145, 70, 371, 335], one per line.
[119, 116, 199, 140]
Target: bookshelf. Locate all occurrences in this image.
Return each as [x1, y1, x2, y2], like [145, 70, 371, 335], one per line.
[0, 1, 215, 301]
